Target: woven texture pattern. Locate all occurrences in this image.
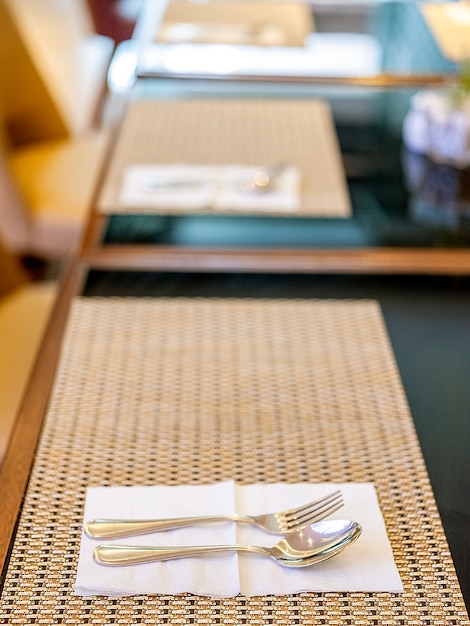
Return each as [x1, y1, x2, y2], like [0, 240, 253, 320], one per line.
[1, 298, 468, 624]
[98, 99, 351, 217]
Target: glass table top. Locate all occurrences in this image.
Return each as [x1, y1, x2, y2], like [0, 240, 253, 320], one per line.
[102, 89, 470, 251]
[110, 1, 462, 88]
[97, 0, 470, 269]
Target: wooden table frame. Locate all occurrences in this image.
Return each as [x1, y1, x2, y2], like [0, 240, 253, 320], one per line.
[81, 206, 470, 276]
[0, 260, 85, 580]
[82, 242, 470, 275]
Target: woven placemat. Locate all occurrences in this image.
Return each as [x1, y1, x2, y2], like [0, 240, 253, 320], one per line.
[1, 298, 468, 624]
[98, 99, 351, 218]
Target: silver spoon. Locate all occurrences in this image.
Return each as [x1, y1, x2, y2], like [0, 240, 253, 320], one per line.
[141, 164, 287, 194]
[237, 163, 287, 194]
[93, 519, 361, 567]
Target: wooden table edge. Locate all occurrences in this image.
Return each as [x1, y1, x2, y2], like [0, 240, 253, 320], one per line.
[0, 260, 85, 582]
[81, 245, 470, 275]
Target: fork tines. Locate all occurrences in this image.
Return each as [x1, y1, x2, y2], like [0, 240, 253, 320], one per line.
[282, 490, 344, 531]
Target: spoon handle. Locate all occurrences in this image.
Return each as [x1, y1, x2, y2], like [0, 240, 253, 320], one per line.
[94, 543, 269, 566]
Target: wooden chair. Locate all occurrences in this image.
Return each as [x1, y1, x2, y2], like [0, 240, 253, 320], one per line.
[0, 239, 57, 464]
[0, 0, 111, 260]
[1, 0, 115, 144]
[85, 0, 143, 44]
[0, 132, 109, 259]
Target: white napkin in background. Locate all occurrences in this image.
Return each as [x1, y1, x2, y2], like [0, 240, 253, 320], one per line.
[216, 165, 300, 212]
[75, 481, 403, 597]
[119, 164, 220, 211]
[159, 22, 286, 46]
[119, 164, 301, 213]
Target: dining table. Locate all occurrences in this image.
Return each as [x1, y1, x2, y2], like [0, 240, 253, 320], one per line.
[86, 0, 470, 275]
[1, 0, 470, 622]
[0, 261, 469, 623]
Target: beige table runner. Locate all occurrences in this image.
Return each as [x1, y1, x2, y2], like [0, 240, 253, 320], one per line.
[0, 298, 468, 623]
[98, 99, 351, 218]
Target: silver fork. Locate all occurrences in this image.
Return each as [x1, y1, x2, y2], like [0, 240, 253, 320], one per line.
[84, 489, 343, 539]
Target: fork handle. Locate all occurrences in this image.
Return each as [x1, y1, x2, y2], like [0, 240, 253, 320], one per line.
[85, 515, 252, 539]
[94, 543, 268, 566]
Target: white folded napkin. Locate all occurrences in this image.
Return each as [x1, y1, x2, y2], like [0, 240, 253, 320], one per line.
[75, 481, 403, 597]
[159, 22, 286, 46]
[75, 482, 239, 597]
[216, 165, 300, 213]
[119, 164, 301, 213]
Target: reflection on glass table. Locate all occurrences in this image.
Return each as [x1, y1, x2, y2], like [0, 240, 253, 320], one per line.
[404, 150, 470, 232]
[108, 0, 460, 91]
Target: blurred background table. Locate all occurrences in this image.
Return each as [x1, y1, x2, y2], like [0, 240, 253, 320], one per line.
[84, 0, 470, 275]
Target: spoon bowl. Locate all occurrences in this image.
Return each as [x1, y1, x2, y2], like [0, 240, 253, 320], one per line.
[94, 519, 362, 567]
[270, 519, 361, 566]
[238, 163, 287, 193]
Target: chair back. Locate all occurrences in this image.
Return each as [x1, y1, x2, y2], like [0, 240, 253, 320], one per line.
[0, 0, 68, 146]
[0, 0, 113, 147]
[0, 0, 113, 257]
[0, 129, 32, 255]
[0, 236, 27, 299]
